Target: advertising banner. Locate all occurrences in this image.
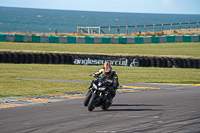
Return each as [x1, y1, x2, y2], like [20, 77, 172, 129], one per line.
[73, 55, 139, 67]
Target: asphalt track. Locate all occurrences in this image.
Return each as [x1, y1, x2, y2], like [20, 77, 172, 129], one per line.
[0, 82, 200, 133]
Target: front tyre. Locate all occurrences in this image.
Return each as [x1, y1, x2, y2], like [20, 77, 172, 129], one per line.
[88, 94, 98, 111]
[84, 90, 92, 106]
[101, 99, 111, 111]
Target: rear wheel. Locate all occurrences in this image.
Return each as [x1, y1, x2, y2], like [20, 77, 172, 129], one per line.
[88, 94, 98, 111]
[84, 90, 92, 106]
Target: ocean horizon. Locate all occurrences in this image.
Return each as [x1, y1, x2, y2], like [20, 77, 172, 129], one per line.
[0, 6, 200, 34]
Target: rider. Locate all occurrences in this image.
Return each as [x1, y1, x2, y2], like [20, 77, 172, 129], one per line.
[91, 62, 119, 103]
[92, 62, 107, 77]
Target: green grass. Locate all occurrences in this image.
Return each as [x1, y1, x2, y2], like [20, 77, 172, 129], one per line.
[0, 42, 200, 58]
[0, 64, 200, 98]
[1, 64, 200, 83]
[0, 78, 89, 98]
[0, 41, 200, 98]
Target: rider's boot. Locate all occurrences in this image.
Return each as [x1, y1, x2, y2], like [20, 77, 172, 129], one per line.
[109, 97, 113, 104]
[109, 89, 116, 104]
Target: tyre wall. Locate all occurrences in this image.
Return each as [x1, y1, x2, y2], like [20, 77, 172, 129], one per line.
[0, 34, 199, 44]
[0, 52, 199, 69]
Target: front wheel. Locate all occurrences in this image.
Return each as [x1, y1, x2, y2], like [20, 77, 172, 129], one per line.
[84, 90, 92, 106]
[101, 99, 111, 111]
[88, 94, 98, 111]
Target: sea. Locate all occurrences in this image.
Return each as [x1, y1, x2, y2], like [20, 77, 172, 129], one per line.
[0, 6, 200, 34]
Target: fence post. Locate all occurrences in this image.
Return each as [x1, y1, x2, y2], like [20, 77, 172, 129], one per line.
[188, 22, 190, 30]
[126, 26, 128, 34]
[180, 22, 181, 30]
[118, 26, 120, 34]
[197, 22, 199, 30]
[153, 24, 155, 32]
[109, 26, 110, 34]
[77, 26, 79, 33]
[99, 27, 101, 35]
[162, 24, 163, 31]
[144, 25, 146, 33]
[81, 27, 83, 34]
[88, 27, 90, 34]
[135, 25, 137, 33]
[170, 23, 172, 31]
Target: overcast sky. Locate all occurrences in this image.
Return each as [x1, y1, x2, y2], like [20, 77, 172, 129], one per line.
[0, 0, 200, 14]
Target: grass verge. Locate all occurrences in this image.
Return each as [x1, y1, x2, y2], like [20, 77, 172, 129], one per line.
[0, 79, 89, 98]
[0, 64, 200, 98]
[0, 42, 200, 58]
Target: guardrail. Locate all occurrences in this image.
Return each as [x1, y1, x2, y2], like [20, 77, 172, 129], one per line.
[77, 22, 199, 34]
[0, 34, 199, 44]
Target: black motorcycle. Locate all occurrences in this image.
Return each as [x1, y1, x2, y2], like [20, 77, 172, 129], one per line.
[84, 75, 113, 111]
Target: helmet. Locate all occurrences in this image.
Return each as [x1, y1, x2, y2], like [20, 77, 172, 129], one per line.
[103, 62, 109, 69]
[104, 62, 112, 73]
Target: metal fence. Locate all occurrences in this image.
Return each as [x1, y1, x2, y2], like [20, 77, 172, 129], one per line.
[77, 22, 199, 34]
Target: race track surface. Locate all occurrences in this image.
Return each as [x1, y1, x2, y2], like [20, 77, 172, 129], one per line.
[0, 83, 200, 133]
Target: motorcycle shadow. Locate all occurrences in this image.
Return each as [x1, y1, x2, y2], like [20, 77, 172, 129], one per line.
[111, 104, 163, 107]
[106, 104, 163, 112]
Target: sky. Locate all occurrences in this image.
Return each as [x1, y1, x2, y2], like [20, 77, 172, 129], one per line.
[0, 0, 200, 14]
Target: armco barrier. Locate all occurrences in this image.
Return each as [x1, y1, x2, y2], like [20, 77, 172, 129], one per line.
[85, 36, 94, 44]
[127, 37, 135, 44]
[67, 36, 76, 43]
[32, 35, 40, 43]
[0, 34, 6, 42]
[0, 52, 199, 69]
[15, 35, 24, 42]
[49, 36, 59, 43]
[191, 35, 199, 42]
[0, 34, 199, 44]
[167, 35, 175, 42]
[41, 36, 49, 43]
[6, 34, 15, 42]
[151, 36, 160, 43]
[175, 35, 183, 42]
[24, 35, 32, 42]
[102, 37, 110, 43]
[94, 37, 102, 44]
[183, 35, 191, 42]
[119, 37, 127, 44]
[59, 36, 67, 43]
[135, 37, 144, 44]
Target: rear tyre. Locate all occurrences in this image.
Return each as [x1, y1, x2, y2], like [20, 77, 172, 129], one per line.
[88, 94, 98, 111]
[84, 90, 92, 106]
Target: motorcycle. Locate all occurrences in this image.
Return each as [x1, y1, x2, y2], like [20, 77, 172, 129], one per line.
[84, 74, 113, 111]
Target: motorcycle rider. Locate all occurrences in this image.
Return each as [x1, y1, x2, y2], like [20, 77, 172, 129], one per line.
[90, 62, 119, 103]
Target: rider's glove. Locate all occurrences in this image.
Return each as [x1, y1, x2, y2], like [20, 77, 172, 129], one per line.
[92, 73, 96, 77]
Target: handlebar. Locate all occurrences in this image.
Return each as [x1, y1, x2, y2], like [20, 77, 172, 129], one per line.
[90, 74, 113, 83]
[106, 79, 113, 84]
[89, 73, 99, 78]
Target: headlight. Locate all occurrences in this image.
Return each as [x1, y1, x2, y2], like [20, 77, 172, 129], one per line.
[98, 82, 102, 86]
[99, 87, 106, 91]
[93, 84, 97, 89]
